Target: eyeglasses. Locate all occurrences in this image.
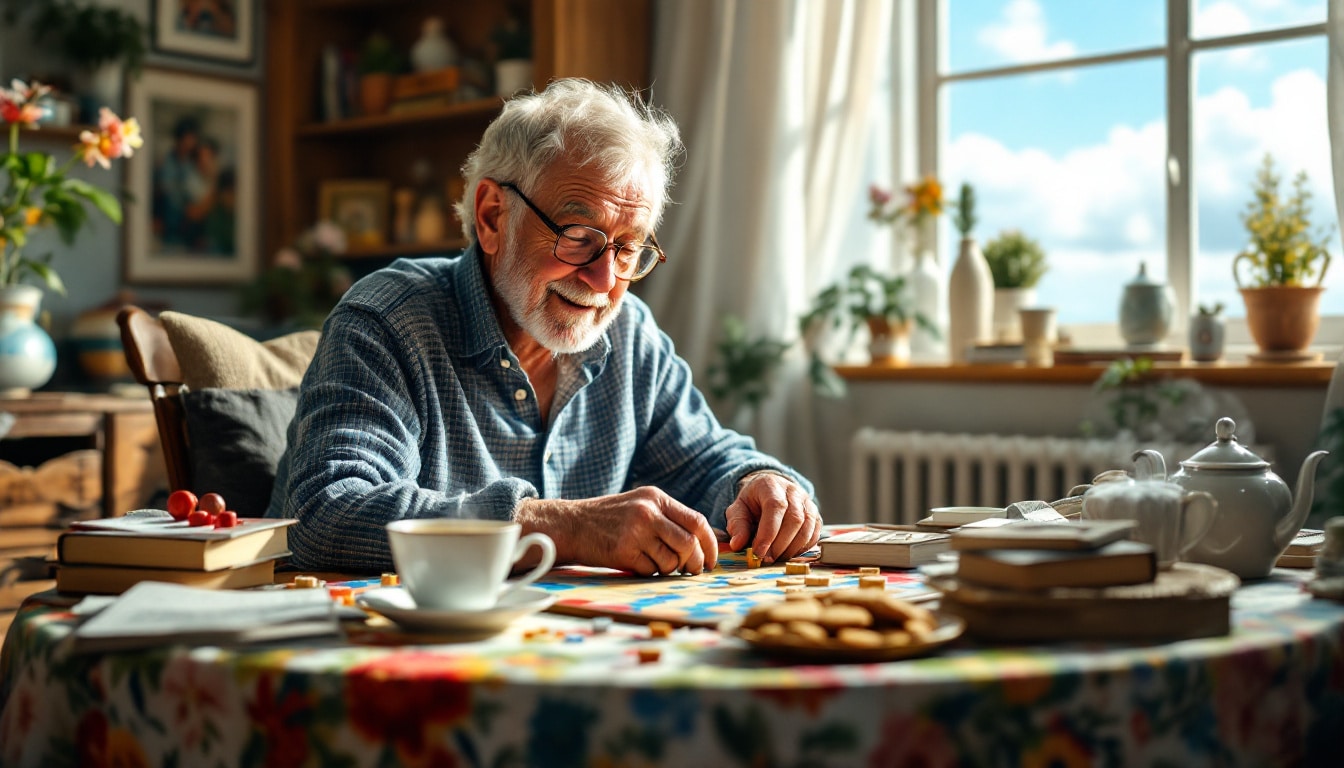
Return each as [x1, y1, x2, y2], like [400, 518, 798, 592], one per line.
[499, 182, 666, 282]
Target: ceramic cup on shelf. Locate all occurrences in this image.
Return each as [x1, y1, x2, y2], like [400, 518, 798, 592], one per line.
[386, 519, 555, 611]
[1018, 307, 1056, 367]
[1081, 480, 1217, 569]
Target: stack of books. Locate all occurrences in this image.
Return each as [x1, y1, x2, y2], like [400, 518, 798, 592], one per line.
[1277, 528, 1323, 568]
[55, 510, 295, 595]
[932, 520, 1238, 642]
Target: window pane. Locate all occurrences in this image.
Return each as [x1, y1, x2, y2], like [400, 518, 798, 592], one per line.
[1193, 0, 1327, 40]
[943, 59, 1166, 326]
[948, 0, 1163, 72]
[1193, 37, 1339, 318]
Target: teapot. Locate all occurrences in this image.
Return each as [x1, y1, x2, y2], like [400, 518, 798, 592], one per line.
[1132, 417, 1327, 579]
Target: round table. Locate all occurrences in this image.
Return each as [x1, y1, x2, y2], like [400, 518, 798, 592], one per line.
[2, 570, 1342, 767]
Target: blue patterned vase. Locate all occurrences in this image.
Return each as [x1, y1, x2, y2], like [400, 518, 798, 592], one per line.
[0, 285, 57, 396]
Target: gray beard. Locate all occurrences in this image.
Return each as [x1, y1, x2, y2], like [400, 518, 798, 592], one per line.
[495, 237, 622, 354]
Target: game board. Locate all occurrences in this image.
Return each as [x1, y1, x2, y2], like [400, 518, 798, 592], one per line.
[532, 550, 938, 628]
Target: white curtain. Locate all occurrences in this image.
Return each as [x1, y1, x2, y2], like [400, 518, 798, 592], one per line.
[641, 0, 901, 508]
[1330, 0, 1344, 246]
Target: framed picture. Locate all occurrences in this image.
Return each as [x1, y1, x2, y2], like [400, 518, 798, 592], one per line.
[319, 180, 391, 251]
[152, 0, 255, 65]
[125, 68, 259, 285]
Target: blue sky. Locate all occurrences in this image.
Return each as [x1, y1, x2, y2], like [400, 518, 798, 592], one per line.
[941, 0, 1335, 324]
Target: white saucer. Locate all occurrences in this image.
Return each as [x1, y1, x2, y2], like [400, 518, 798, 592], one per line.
[356, 586, 556, 637]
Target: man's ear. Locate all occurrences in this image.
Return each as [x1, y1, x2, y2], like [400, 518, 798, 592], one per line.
[475, 179, 506, 257]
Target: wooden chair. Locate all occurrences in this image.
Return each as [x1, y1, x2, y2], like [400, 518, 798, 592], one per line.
[117, 306, 191, 491]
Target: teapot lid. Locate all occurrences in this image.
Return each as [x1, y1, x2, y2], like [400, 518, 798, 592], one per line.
[1181, 417, 1269, 470]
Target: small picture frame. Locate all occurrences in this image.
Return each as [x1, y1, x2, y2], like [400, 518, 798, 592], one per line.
[152, 0, 255, 65]
[320, 180, 392, 251]
[125, 68, 259, 285]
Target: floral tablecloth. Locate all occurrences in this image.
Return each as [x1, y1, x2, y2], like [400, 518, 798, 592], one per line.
[2, 570, 1342, 767]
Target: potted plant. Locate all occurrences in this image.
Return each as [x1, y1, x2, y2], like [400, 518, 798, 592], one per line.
[706, 316, 790, 427]
[4, 0, 147, 119]
[982, 229, 1048, 342]
[490, 10, 533, 97]
[802, 264, 937, 366]
[1233, 153, 1334, 357]
[947, 182, 994, 361]
[357, 33, 404, 116]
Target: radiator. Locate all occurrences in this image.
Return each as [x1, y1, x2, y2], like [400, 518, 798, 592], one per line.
[850, 428, 1222, 525]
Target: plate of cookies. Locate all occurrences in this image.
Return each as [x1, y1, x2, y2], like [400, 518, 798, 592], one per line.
[724, 588, 964, 662]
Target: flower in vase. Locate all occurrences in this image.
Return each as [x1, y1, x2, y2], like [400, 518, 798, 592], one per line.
[867, 175, 944, 252]
[0, 79, 140, 293]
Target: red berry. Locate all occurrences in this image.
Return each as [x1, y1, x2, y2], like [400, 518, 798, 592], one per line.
[198, 493, 227, 516]
[187, 509, 212, 527]
[215, 510, 238, 528]
[167, 490, 197, 521]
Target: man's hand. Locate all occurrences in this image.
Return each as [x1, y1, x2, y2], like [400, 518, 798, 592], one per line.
[724, 473, 821, 563]
[515, 487, 718, 575]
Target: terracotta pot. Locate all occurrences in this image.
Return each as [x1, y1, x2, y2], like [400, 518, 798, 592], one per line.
[359, 73, 394, 116]
[1240, 286, 1323, 353]
[865, 316, 911, 365]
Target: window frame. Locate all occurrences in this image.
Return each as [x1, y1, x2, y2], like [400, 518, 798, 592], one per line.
[923, 0, 1333, 347]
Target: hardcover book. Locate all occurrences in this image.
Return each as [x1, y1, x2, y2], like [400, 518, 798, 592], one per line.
[61, 511, 295, 571]
[951, 519, 1137, 552]
[55, 558, 281, 596]
[955, 539, 1157, 590]
[818, 530, 951, 568]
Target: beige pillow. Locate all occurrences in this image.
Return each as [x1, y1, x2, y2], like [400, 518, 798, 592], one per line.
[161, 312, 319, 390]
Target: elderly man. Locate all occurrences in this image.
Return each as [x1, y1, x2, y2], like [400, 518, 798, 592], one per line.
[267, 78, 821, 575]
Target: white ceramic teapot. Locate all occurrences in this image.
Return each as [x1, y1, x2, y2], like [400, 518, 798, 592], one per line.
[1131, 417, 1327, 579]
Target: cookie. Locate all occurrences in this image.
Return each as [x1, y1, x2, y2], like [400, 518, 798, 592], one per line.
[784, 620, 829, 645]
[816, 604, 873, 631]
[835, 626, 885, 648]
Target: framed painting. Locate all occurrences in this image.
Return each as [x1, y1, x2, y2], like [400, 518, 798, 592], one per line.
[319, 180, 391, 251]
[125, 68, 259, 285]
[152, 0, 255, 64]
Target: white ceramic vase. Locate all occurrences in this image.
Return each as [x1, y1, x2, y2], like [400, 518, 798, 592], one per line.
[905, 249, 946, 361]
[0, 285, 57, 396]
[411, 17, 458, 72]
[993, 287, 1037, 342]
[947, 237, 994, 362]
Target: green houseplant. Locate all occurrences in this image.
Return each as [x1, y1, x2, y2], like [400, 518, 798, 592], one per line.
[4, 0, 147, 73]
[706, 315, 791, 423]
[982, 229, 1049, 342]
[356, 33, 405, 115]
[1233, 153, 1336, 354]
[801, 264, 937, 366]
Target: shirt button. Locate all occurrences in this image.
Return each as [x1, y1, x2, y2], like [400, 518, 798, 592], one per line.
[514, 389, 528, 401]
[544, 450, 553, 462]
[500, 359, 511, 369]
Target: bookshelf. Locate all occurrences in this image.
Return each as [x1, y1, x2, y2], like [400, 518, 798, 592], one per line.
[262, 0, 652, 263]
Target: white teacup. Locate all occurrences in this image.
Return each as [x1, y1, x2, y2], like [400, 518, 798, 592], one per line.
[386, 519, 556, 611]
[1082, 480, 1216, 569]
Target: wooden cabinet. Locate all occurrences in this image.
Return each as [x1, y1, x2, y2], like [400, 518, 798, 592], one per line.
[0, 393, 168, 633]
[263, 0, 652, 262]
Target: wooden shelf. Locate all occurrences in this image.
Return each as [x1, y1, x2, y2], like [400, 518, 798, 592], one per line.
[833, 360, 1335, 388]
[18, 124, 92, 142]
[294, 98, 504, 138]
[340, 239, 468, 259]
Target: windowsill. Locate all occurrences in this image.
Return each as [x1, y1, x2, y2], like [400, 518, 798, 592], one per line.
[833, 359, 1334, 387]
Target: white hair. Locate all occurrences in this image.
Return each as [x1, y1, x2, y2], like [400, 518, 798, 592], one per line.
[455, 78, 683, 247]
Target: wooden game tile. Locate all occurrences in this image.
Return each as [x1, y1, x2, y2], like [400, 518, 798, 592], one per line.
[648, 621, 673, 638]
[775, 577, 805, 587]
[637, 647, 662, 663]
[785, 562, 811, 575]
[858, 575, 887, 590]
[380, 573, 399, 586]
[858, 566, 881, 576]
[746, 548, 762, 568]
[804, 574, 832, 587]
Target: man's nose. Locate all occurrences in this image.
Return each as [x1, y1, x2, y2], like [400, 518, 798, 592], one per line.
[576, 244, 620, 292]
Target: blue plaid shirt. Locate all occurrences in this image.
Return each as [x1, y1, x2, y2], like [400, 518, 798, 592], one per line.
[266, 248, 813, 572]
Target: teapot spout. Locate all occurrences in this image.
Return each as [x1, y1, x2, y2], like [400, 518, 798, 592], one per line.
[1131, 449, 1167, 481]
[1278, 450, 1330, 550]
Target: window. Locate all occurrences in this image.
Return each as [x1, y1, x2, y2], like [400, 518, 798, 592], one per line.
[937, 0, 1336, 339]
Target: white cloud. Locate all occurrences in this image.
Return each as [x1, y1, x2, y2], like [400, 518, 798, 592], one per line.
[976, 0, 1077, 64]
[945, 66, 1335, 322]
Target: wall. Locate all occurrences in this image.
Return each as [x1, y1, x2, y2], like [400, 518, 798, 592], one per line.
[0, 0, 265, 366]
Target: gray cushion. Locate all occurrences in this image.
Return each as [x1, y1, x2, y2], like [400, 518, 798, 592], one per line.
[182, 388, 300, 518]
